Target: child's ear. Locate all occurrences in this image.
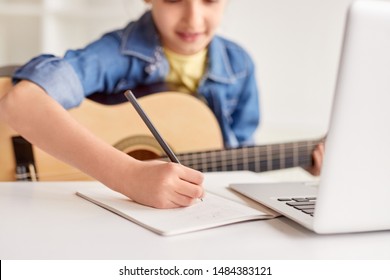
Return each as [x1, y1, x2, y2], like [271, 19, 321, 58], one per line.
[144, 0, 151, 4]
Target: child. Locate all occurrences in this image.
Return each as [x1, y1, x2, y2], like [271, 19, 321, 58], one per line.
[0, 0, 322, 208]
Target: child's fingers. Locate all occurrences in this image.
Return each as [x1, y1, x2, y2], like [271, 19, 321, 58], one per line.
[311, 143, 325, 176]
[178, 165, 204, 185]
[175, 180, 204, 199]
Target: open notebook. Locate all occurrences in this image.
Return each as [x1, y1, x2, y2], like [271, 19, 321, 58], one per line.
[76, 184, 274, 236]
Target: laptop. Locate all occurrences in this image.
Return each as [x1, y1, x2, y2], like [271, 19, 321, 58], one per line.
[230, 0, 390, 234]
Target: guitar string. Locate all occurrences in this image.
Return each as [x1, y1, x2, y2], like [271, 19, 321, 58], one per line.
[179, 155, 313, 167]
[179, 153, 314, 166]
[185, 157, 313, 172]
[177, 142, 319, 163]
[176, 142, 318, 171]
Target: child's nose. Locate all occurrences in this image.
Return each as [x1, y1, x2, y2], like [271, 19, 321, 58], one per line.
[182, 2, 203, 28]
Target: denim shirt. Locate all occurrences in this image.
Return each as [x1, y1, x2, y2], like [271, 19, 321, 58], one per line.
[14, 11, 260, 148]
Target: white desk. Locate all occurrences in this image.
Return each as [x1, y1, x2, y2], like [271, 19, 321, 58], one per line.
[1, 169, 390, 260]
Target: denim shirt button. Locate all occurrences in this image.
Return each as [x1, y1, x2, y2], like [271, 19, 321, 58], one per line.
[117, 79, 127, 87]
[145, 64, 157, 74]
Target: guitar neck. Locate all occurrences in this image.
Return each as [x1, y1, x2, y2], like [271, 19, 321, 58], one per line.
[176, 139, 321, 173]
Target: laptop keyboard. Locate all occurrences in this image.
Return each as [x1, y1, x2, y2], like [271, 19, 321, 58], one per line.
[277, 197, 317, 216]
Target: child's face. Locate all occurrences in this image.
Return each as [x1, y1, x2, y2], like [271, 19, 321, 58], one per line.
[147, 0, 227, 55]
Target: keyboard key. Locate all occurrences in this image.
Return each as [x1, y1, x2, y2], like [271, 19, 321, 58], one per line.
[293, 205, 315, 210]
[277, 196, 317, 217]
[292, 198, 311, 202]
[277, 198, 292, 201]
[286, 201, 316, 206]
[302, 209, 315, 214]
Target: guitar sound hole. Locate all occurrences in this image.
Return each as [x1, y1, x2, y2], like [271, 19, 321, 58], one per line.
[127, 150, 160, 161]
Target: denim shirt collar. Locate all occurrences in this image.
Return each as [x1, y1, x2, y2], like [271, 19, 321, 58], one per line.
[206, 36, 236, 84]
[120, 11, 235, 84]
[121, 11, 162, 64]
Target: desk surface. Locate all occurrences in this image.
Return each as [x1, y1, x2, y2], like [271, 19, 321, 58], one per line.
[1, 169, 390, 260]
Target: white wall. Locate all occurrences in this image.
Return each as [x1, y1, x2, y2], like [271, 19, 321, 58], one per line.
[220, 0, 355, 143]
[2, 0, 377, 144]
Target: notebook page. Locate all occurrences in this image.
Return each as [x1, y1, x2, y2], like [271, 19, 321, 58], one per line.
[76, 185, 271, 236]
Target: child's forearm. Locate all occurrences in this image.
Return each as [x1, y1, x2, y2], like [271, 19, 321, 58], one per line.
[0, 81, 135, 189]
[0, 80, 204, 208]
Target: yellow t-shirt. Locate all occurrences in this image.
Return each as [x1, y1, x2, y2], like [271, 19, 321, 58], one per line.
[164, 47, 208, 94]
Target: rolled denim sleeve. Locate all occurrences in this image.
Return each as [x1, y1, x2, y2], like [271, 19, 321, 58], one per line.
[13, 30, 128, 110]
[13, 55, 85, 109]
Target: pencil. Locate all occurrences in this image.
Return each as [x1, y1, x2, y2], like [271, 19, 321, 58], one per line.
[124, 90, 203, 202]
[124, 90, 180, 163]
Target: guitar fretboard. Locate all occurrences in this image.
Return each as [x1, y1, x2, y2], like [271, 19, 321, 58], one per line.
[174, 139, 321, 173]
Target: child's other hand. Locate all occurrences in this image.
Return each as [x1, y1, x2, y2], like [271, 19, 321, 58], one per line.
[119, 160, 204, 209]
[307, 142, 325, 176]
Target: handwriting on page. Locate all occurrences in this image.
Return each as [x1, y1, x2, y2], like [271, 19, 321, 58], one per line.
[170, 195, 256, 221]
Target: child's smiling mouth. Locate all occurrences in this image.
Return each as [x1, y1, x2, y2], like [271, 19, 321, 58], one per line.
[177, 31, 203, 42]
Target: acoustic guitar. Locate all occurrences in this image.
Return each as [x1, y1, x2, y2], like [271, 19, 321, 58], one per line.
[0, 76, 321, 181]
